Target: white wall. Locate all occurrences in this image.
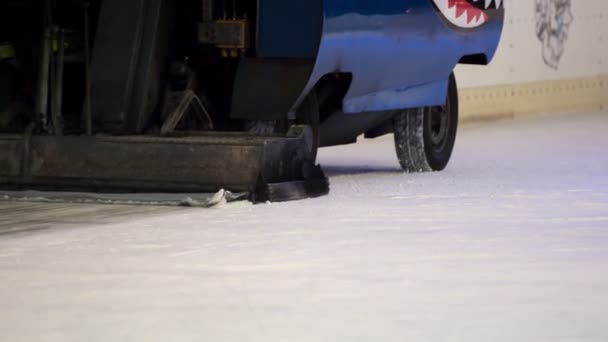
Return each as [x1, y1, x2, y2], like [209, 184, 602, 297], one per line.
[456, 0, 608, 88]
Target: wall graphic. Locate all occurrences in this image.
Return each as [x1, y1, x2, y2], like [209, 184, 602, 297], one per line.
[535, 0, 573, 69]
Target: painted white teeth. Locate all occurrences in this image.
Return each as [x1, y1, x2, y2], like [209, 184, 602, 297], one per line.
[432, 0, 491, 29]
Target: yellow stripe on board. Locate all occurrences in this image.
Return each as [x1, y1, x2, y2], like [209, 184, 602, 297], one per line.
[459, 75, 608, 122]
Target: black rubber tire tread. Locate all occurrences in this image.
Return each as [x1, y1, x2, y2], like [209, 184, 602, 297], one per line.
[393, 108, 432, 172]
[245, 120, 278, 135]
[393, 73, 458, 172]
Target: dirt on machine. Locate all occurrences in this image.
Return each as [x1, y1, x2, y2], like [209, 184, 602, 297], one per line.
[0, 0, 504, 203]
[0, 0, 331, 203]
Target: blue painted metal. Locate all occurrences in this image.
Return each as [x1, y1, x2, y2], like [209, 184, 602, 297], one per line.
[257, 1, 323, 59]
[287, 0, 505, 113]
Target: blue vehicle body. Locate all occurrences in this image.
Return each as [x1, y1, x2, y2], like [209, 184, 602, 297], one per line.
[0, 0, 504, 198]
[256, 0, 504, 115]
[311, 0, 504, 113]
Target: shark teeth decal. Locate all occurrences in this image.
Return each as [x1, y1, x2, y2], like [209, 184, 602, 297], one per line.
[432, 0, 504, 29]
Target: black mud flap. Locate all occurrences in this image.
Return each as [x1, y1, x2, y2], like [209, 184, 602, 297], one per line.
[0, 126, 329, 203]
[255, 165, 329, 203]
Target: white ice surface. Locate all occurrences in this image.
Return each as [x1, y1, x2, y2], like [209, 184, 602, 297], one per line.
[0, 111, 607, 342]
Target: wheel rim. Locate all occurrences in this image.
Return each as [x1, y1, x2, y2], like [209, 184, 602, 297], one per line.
[427, 101, 451, 153]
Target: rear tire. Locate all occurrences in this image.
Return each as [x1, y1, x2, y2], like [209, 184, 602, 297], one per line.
[393, 73, 459, 172]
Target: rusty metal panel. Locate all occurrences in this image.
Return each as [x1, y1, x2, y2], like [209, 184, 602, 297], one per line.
[0, 136, 21, 177]
[24, 136, 261, 192]
[198, 20, 249, 49]
[0, 127, 319, 196]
